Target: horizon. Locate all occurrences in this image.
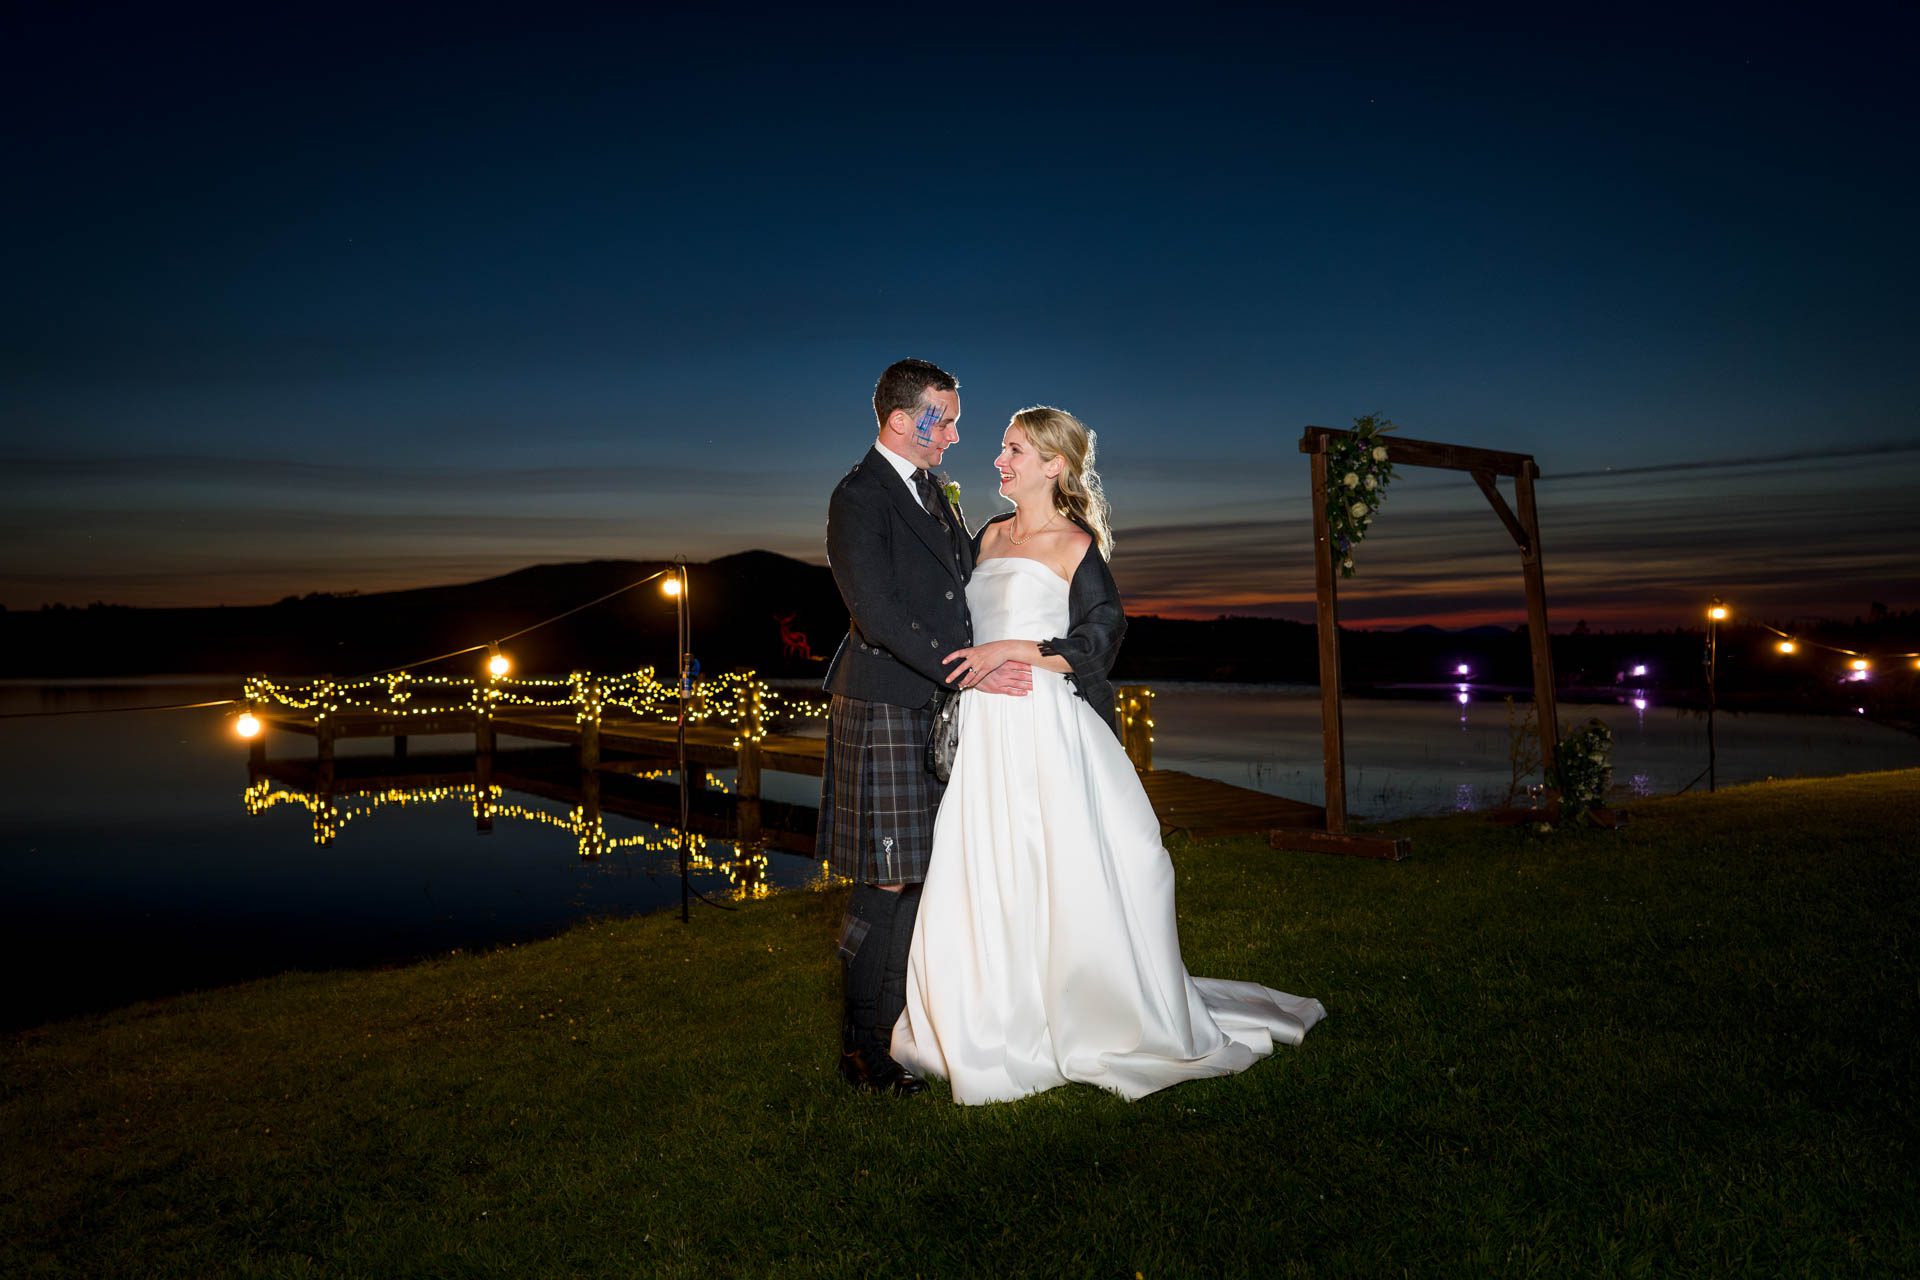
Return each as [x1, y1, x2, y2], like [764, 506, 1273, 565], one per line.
[9, 545, 1910, 636]
[4, 7, 1916, 629]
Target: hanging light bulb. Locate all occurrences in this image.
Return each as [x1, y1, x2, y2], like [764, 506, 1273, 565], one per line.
[1707, 604, 1729, 622]
[661, 576, 682, 598]
[235, 712, 261, 739]
[487, 646, 511, 679]
[1776, 640, 1796, 654]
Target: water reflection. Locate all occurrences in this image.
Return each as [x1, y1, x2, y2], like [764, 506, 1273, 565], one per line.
[241, 757, 821, 902]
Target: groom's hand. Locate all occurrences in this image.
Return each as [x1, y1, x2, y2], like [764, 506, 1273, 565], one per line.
[975, 660, 1032, 697]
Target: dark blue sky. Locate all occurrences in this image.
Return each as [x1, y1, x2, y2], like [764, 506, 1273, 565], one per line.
[4, 3, 1915, 627]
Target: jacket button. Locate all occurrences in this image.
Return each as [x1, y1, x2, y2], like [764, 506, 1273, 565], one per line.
[910, 621, 920, 630]
[945, 590, 954, 599]
[929, 639, 938, 648]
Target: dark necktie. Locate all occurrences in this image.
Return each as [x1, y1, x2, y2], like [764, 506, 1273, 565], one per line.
[913, 468, 963, 565]
[912, 468, 943, 518]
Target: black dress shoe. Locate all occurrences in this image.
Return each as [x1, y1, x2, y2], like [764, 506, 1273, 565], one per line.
[839, 1049, 927, 1096]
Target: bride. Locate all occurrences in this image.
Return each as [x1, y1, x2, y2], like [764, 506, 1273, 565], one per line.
[890, 406, 1326, 1104]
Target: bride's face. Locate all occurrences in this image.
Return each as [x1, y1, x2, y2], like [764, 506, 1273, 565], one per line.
[994, 423, 1061, 502]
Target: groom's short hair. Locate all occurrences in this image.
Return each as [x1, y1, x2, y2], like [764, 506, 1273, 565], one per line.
[874, 358, 958, 430]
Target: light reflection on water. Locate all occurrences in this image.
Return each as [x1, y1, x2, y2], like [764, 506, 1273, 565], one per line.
[0, 679, 829, 1028]
[1146, 683, 1920, 821]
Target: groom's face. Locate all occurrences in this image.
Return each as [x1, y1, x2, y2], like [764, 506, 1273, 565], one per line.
[895, 388, 961, 469]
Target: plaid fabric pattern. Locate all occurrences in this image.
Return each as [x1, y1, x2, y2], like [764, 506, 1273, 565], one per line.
[818, 693, 946, 885]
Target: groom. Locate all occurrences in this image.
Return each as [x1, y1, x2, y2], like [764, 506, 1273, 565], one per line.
[820, 357, 1030, 1094]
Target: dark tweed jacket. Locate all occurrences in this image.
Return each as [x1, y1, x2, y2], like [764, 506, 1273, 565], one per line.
[976, 512, 1126, 737]
[822, 446, 976, 709]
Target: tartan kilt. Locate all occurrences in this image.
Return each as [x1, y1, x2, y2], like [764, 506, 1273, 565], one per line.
[817, 693, 946, 885]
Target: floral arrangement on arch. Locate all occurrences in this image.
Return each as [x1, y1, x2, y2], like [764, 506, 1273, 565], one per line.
[1547, 718, 1614, 826]
[1325, 413, 1397, 578]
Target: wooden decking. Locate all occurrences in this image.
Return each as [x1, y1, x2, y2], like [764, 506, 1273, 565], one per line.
[248, 706, 1347, 848]
[1139, 770, 1326, 838]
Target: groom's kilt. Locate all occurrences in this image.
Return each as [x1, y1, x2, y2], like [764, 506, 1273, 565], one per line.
[818, 693, 946, 885]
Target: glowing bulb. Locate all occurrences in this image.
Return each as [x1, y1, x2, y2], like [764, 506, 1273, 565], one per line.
[1776, 640, 1796, 655]
[661, 576, 682, 598]
[1707, 605, 1729, 621]
[1454, 664, 1470, 677]
[1631, 664, 1648, 677]
[487, 650, 511, 679]
[235, 712, 261, 739]
[1850, 658, 1870, 672]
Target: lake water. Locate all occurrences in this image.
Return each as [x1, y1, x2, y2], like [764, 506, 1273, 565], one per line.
[4, 678, 1915, 1028]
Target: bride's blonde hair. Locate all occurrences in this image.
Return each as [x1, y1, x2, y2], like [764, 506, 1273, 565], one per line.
[1011, 405, 1113, 560]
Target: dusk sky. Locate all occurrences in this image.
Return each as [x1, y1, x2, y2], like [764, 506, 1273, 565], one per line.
[4, 4, 1915, 628]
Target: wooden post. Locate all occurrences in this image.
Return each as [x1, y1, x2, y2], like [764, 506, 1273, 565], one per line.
[578, 678, 601, 852]
[1115, 685, 1155, 771]
[1513, 461, 1560, 783]
[474, 690, 494, 835]
[735, 681, 764, 844]
[1307, 442, 1348, 833]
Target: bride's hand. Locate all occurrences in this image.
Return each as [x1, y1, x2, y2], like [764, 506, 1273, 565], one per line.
[943, 640, 1028, 690]
[975, 660, 1032, 697]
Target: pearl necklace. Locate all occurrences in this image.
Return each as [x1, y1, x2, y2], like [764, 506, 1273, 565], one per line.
[1008, 510, 1058, 546]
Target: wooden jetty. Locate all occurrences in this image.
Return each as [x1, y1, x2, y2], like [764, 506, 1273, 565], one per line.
[245, 685, 1336, 851]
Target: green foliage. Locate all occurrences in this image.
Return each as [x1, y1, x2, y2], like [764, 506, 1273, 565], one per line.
[1502, 694, 1542, 807]
[1548, 717, 1615, 827]
[4, 770, 1917, 1277]
[1325, 413, 1398, 578]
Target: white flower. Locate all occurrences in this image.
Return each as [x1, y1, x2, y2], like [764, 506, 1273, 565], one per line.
[1341, 557, 1353, 569]
[1363, 475, 1376, 490]
[1350, 501, 1369, 519]
[1342, 472, 1359, 489]
[1372, 445, 1388, 462]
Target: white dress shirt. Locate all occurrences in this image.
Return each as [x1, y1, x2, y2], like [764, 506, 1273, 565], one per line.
[874, 437, 934, 512]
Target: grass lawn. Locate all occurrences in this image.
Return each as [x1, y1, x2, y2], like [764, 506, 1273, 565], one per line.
[4, 769, 1917, 1277]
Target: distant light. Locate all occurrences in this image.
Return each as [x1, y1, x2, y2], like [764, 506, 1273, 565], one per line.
[1456, 691, 1469, 705]
[1707, 605, 1729, 622]
[487, 651, 511, 679]
[1631, 664, 1648, 677]
[1455, 682, 1469, 694]
[235, 712, 261, 739]
[1454, 663, 1470, 676]
[661, 576, 683, 598]
[1857, 707, 1866, 715]
[1633, 698, 1647, 711]
[1850, 658, 1870, 672]
[1776, 641, 1796, 655]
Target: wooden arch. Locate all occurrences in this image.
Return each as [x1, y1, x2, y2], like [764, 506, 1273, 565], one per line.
[1270, 426, 1560, 860]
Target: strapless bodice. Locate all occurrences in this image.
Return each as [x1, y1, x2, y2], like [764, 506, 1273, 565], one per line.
[966, 557, 1070, 647]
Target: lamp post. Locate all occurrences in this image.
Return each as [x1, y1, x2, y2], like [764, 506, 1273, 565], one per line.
[1705, 599, 1728, 793]
[663, 560, 691, 922]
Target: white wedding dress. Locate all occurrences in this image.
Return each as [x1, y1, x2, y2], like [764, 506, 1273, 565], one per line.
[892, 556, 1326, 1104]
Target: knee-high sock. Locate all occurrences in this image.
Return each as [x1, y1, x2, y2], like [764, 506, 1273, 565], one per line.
[839, 884, 901, 1059]
[875, 883, 922, 1052]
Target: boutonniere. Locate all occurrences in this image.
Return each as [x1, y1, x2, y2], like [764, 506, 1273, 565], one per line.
[941, 479, 962, 508]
